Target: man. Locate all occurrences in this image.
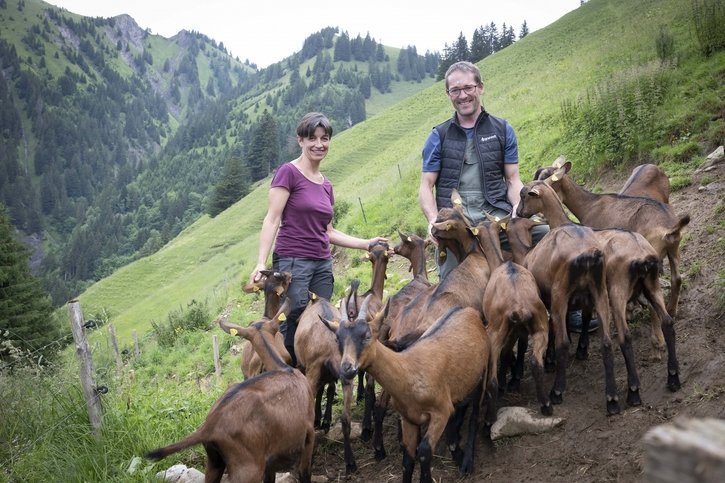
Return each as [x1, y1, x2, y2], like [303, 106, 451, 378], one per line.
[418, 61, 596, 332]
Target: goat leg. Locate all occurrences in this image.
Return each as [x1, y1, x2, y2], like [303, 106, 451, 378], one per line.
[341, 381, 358, 474]
[372, 391, 389, 460]
[361, 372, 376, 442]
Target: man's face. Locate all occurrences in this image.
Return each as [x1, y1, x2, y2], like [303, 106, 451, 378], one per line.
[446, 71, 483, 119]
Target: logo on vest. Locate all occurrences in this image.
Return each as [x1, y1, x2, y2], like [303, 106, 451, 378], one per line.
[480, 135, 497, 143]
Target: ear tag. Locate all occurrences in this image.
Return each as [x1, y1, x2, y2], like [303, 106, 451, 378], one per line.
[275, 287, 284, 296]
[551, 174, 560, 182]
[501, 222, 508, 230]
[311, 293, 317, 300]
[453, 198, 462, 205]
[253, 286, 260, 292]
[365, 253, 370, 259]
[230, 328, 238, 336]
[407, 236, 412, 242]
[494, 216, 501, 222]
[471, 227, 479, 236]
[278, 313, 286, 321]
[440, 251, 447, 258]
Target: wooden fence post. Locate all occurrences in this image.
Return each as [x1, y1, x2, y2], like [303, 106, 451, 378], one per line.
[67, 299, 103, 434]
[133, 330, 140, 357]
[108, 324, 122, 373]
[213, 335, 221, 379]
[358, 197, 367, 223]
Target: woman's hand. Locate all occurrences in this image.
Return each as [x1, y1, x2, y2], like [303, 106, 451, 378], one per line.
[249, 263, 267, 284]
[366, 236, 388, 249]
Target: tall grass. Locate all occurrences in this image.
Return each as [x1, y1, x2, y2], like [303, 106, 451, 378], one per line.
[559, 62, 672, 166]
[691, 0, 725, 56]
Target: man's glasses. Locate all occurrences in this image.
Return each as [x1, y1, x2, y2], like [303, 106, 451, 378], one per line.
[446, 84, 478, 97]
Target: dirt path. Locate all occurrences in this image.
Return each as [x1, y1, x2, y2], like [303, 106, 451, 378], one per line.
[311, 159, 725, 483]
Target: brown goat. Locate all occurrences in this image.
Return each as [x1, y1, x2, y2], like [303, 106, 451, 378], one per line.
[619, 163, 670, 203]
[238, 270, 292, 378]
[515, 177, 625, 415]
[293, 289, 360, 475]
[371, 197, 492, 463]
[476, 216, 551, 417]
[320, 296, 491, 483]
[146, 303, 315, 483]
[535, 157, 689, 317]
[371, 232, 433, 460]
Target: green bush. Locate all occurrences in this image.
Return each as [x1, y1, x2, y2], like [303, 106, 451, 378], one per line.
[151, 300, 211, 348]
[691, 0, 725, 56]
[655, 25, 676, 63]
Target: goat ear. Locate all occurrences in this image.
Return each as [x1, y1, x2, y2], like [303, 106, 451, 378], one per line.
[318, 314, 339, 333]
[552, 155, 566, 168]
[242, 279, 264, 293]
[218, 316, 247, 338]
[451, 188, 462, 206]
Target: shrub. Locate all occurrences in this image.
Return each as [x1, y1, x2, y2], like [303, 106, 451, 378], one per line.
[655, 25, 675, 64]
[691, 0, 725, 56]
[151, 300, 211, 348]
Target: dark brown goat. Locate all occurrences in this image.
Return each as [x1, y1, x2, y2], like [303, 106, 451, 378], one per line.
[320, 296, 491, 483]
[515, 177, 625, 415]
[535, 157, 689, 317]
[238, 270, 292, 378]
[146, 303, 315, 483]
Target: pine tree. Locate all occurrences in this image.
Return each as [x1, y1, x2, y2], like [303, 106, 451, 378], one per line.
[246, 111, 280, 182]
[207, 157, 249, 217]
[520, 20, 530, 39]
[0, 204, 59, 364]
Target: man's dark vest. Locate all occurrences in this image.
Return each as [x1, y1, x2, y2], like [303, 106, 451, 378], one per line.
[434, 110, 511, 212]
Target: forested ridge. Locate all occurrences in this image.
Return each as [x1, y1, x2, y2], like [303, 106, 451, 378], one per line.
[0, 0, 442, 304]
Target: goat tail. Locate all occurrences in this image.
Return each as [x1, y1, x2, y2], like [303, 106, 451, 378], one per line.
[145, 430, 206, 461]
[664, 214, 691, 245]
[570, 248, 605, 285]
[630, 255, 660, 280]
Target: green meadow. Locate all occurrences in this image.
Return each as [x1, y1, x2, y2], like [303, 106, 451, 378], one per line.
[3, 0, 724, 480]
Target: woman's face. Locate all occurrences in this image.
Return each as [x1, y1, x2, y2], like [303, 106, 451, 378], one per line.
[298, 126, 330, 162]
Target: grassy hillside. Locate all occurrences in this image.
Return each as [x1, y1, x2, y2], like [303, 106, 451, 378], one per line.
[76, 0, 723, 342]
[4, 0, 724, 480]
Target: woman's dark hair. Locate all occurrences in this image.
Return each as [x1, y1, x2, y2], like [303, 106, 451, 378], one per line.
[296, 112, 333, 138]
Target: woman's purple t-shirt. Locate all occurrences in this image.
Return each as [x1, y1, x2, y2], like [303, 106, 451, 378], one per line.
[272, 162, 335, 259]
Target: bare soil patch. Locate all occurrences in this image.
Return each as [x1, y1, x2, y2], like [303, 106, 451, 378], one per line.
[311, 160, 725, 483]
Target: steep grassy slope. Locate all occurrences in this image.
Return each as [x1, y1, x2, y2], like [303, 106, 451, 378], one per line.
[77, 0, 723, 342]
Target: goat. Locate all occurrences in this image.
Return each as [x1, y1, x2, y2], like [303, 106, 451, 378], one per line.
[237, 270, 293, 378]
[371, 231, 433, 460]
[476, 215, 551, 417]
[535, 156, 689, 317]
[293, 286, 361, 475]
[515, 175, 625, 415]
[146, 302, 315, 483]
[320, 295, 491, 483]
[344, 241, 393, 443]
[618, 163, 670, 203]
[370, 194, 491, 461]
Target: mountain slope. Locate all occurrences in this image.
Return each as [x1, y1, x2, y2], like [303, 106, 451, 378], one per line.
[77, 0, 724, 341]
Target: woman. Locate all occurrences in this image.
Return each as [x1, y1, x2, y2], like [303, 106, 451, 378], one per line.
[250, 112, 387, 366]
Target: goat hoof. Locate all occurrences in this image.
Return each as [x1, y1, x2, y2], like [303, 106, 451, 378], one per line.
[374, 448, 387, 461]
[459, 455, 474, 475]
[627, 389, 642, 407]
[346, 462, 358, 475]
[667, 374, 681, 392]
[550, 390, 563, 405]
[360, 428, 372, 442]
[541, 403, 553, 416]
[607, 400, 621, 415]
